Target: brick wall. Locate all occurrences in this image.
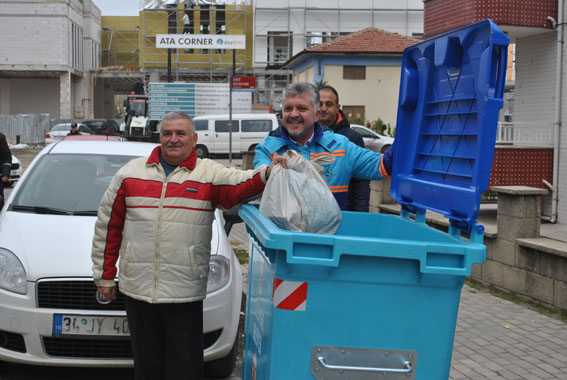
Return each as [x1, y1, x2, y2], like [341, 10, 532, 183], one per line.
[423, 0, 557, 38]
[488, 148, 554, 189]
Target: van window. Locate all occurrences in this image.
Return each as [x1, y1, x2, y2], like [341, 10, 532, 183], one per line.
[215, 120, 240, 133]
[194, 120, 208, 131]
[241, 120, 273, 132]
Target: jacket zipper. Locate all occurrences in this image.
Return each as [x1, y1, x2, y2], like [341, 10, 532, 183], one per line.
[153, 166, 169, 303]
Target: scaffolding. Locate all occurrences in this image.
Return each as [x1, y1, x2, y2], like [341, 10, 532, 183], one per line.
[250, 0, 424, 109]
[139, 4, 251, 81]
[98, 1, 424, 110]
[252, 0, 424, 68]
[102, 27, 140, 69]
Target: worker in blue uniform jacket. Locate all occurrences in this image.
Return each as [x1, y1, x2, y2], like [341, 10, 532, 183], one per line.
[254, 82, 394, 211]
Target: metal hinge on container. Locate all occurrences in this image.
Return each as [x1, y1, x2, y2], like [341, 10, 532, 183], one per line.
[311, 345, 417, 379]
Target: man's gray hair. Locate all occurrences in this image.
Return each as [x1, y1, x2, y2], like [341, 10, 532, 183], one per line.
[284, 82, 320, 111]
[159, 111, 195, 134]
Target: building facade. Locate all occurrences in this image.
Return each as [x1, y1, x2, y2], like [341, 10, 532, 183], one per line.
[284, 28, 419, 127]
[423, 0, 566, 224]
[252, 0, 424, 109]
[0, 0, 101, 119]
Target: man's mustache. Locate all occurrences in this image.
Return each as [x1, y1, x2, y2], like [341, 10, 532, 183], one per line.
[287, 117, 304, 123]
[166, 142, 183, 147]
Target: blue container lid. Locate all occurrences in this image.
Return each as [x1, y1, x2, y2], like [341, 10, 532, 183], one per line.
[391, 19, 509, 233]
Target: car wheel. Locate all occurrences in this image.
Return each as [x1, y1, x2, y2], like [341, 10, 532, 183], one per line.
[195, 145, 209, 158]
[204, 335, 238, 378]
[248, 144, 257, 152]
[380, 144, 391, 154]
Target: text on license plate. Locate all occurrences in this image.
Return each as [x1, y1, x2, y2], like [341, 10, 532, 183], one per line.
[53, 314, 129, 336]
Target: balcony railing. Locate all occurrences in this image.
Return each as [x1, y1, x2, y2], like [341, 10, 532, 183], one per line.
[496, 122, 554, 148]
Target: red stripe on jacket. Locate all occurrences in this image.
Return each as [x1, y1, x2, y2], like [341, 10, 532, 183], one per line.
[116, 176, 266, 207]
[100, 154, 266, 280]
[212, 172, 265, 209]
[102, 183, 127, 281]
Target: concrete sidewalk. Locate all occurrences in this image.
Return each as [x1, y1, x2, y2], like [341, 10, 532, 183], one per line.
[228, 222, 567, 380]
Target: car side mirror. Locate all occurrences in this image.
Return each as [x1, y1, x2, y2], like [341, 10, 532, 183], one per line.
[223, 206, 243, 235]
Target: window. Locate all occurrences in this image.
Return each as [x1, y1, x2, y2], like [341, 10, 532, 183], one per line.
[268, 31, 291, 67]
[92, 41, 100, 69]
[352, 126, 376, 138]
[241, 120, 272, 132]
[194, 120, 208, 131]
[343, 66, 366, 80]
[215, 120, 239, 133]
[71, 22, 83, 70]
[306, 32, 337, 48]
[342, 106, 365, 122]
[78, 126, 91, 134]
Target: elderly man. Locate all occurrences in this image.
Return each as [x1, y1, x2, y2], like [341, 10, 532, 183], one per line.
[319, 85, 370, 212]
[254, 82, 393, 210]
[92, 111, 284, 380]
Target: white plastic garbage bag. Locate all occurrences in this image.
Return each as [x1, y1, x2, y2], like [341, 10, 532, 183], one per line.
[260, 150, 342, 234]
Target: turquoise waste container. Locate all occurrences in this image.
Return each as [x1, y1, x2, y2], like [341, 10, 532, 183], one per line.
[241, 19, 509, 380]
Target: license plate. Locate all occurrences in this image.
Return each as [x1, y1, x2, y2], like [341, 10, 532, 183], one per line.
[53, 314, 130, 336]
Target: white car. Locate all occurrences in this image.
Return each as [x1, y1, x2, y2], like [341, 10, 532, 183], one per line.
[2, 155, 22, 187]
[351, 124, 394, 154]
[45, 123, 94, 144]
[0, 140, 241, 377]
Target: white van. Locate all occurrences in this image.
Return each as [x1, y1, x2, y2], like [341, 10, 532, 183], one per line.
[192, 113, 279, 158]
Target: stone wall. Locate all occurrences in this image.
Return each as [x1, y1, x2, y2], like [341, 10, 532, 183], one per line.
[472, 186, 567, 311]
[371, 180, 567, 312]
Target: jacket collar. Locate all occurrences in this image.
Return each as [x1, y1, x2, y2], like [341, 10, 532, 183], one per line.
[330, 109, 350, 133]
[279, 122, 325, 146]
[146, 145, 197, 171]
[265, 123, 337, 154]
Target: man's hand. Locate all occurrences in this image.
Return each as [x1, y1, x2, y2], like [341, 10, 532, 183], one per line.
[97, 286, 116, 301]
[267, 155, 287, 178]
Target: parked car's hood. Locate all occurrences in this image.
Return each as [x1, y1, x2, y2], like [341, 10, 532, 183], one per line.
[0, 211, 97, 280]
[0, 210, 224, 281]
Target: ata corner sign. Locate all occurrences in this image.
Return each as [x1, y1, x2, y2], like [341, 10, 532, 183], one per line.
[156, 34, 246, 50]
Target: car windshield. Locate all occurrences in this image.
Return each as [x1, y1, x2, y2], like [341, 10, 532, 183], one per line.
[11, 153, 136, 215]
[129, 101, 146, 116]
[52, 124, 71, 132]
[85, 121, 105, 130]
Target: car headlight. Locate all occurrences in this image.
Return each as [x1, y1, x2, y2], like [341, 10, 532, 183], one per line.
[207, 255, 230, 294]
[0, 248, 27, 295]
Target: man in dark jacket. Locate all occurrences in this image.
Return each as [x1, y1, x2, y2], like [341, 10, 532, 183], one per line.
[318, 85, 370, 212]
[67, 122, 80, 136]
[0, 132, 12, 208]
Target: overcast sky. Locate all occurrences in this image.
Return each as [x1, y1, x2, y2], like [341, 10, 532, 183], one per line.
[92, 0, 140, 16]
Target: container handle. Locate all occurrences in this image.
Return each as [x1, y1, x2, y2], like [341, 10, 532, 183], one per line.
[317, 356, 413, 374]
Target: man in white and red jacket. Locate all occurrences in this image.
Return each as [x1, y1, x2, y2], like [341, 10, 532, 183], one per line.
[91, 111, 284, 380]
